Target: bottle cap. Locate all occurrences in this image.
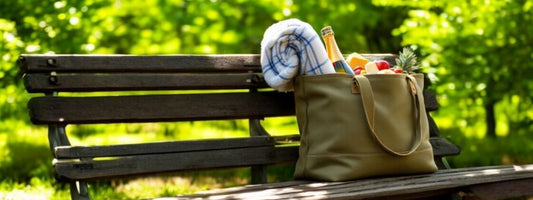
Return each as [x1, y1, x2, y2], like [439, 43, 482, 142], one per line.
[321, 26, 334, 36]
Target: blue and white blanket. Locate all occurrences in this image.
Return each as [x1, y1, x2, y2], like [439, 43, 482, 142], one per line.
[261, 19, 335, 91]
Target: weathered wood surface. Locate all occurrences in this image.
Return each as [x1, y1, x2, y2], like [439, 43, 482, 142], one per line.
[168, 165, 533, 200]
[423, 90, 438, 111]
[469, 178, 533, 199]
[53, 137, 457, 181]
[19, 54, 397, 73]
[54, 137, 457, 160]
[429, 138, 461, 157]
[19, 54, 262, 73]
[55, 146, 298, 181]
[29, 92, 295, 124]
[20, 54, 398, 93]
[23, 73, 269, 92]
[55, 136, 277, 159]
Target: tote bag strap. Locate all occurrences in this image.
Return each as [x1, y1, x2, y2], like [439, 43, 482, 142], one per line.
[353, 75, 424, 157]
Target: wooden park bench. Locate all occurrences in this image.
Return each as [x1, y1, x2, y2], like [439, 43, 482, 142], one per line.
[18, 54, 532, 200]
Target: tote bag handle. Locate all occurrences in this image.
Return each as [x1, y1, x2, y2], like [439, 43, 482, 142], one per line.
[353, 75, 424, 157]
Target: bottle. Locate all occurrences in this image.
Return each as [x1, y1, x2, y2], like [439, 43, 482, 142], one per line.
[321, 26, 355, 75]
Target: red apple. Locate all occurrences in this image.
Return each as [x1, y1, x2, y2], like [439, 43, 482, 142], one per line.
[393, 68, 403, 74]
[353, 66, 363, 75]
[375, 60, 390, 70]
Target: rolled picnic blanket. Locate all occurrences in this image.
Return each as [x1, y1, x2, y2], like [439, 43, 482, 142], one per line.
[260, 19, 335, 92]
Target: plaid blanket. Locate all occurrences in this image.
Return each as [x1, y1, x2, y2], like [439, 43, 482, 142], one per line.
[260, 19, 335, 91]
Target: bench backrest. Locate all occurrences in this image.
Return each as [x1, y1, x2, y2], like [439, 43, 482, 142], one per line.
[20, 54, 397, 125]
[18, 54, 408, 183]
[21, 55, 289, 125]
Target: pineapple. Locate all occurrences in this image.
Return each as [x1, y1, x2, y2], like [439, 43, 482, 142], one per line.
[395, 47, 419, 73]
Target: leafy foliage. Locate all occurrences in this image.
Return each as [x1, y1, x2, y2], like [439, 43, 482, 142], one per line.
[378, 0, 533, 137]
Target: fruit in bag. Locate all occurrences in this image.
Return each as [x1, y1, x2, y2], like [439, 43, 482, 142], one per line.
[347, 52, 370, 70]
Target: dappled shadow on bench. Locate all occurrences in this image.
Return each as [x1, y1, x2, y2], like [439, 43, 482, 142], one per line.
[172, 165, 533, 200]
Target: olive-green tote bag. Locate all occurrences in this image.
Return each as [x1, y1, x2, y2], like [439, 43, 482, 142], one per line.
[293, 73, 437, 181]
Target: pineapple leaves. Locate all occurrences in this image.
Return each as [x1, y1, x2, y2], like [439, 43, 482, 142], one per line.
[395, 47, 419, 73]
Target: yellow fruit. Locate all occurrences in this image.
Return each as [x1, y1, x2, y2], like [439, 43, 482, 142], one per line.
[346, 52, 370, 69]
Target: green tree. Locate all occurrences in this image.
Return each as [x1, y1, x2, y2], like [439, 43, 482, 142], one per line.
[1, 0, 406, 120]
[0, 0, 110, 120]
[289, 0, 408, 53]
[378, 0, 533, 137]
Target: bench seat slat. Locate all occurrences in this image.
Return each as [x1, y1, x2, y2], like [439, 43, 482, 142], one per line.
[55, 136, 279, 159]
[188, 165, 520, 197]
[469, 179, 533, 199]
[29, 92, 295, 124]
[24, 73, 269, 93]
[307, 165, 533, 200]
[179, 165, 533, 200]
[55, 146, 299, 181]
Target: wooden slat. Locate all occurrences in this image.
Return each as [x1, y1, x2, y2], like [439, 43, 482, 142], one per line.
[175, 165, 533, 200]
[430, 137, 461, 157]
[185, 165, 513, 197]
[428, 113, 442, 138]
[23, 73, 269, 93]
[28, 92, 295, 124]
[54, 136, 276, 159]
[423, 90, 439, 111]
[469, 178, 533, 199]
[19, 54, 397, 73]
[54, 146, 299, 181]
[19, 54, 262, 73]
[56, 135, 459, 162]
[326, 165, 533, 200]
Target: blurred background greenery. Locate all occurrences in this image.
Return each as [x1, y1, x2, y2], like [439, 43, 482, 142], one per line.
[1, 0, 532, 199]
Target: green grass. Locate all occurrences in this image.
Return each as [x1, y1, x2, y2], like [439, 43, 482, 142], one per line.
[1, 115, 532, 199]
[0, 117, 297, 199]
[441, 127, 533, 168]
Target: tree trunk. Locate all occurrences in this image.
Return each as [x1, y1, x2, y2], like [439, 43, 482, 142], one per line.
[485, 100, 496, 138]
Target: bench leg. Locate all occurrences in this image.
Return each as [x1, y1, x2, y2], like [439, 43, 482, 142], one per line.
[251, 166, 268, 184]
[249, 119, 270, 184]
[48, 125, 71, 154]
[70, 181, 90, 200]
[48, 126, 92, 199]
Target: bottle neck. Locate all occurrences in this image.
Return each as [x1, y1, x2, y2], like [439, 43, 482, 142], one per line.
[322, 34, 344, 63]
